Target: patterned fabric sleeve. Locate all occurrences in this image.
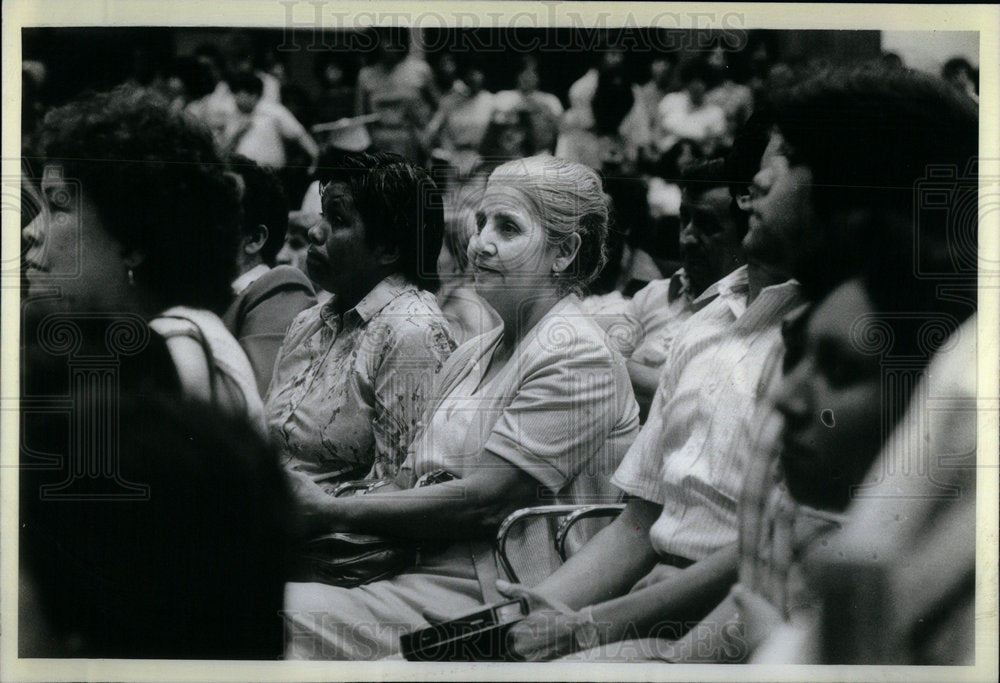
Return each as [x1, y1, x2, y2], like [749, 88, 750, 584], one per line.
[369, 315, 456, 480]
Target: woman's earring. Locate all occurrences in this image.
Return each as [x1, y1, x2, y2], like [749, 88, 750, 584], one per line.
[127, 268, 135, 286]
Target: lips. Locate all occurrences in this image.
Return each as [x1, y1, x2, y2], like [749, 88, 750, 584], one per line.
[472, 262, 502, 275]
[23, 259, 48, 273]
[306, 249, 326, 268]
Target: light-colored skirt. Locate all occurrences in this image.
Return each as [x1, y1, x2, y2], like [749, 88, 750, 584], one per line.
[283, 541, 485, 660]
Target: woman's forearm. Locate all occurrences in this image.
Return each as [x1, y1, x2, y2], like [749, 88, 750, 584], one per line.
[533, 498, 664, 610]
[317, 458, 538, 540]
[593, 542, 738, 645]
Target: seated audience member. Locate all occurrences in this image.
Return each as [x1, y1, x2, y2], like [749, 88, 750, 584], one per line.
[312, 53, 357, 125]
[743, 65, 979, 666]
[436, 184, 501, 345]
[20, 392, 293, 659]
[355, 28, 439, 161]
[654, 58, 727, 156]
[222, 72, 319, 172]
[704, 42, 754, 146]
[788, 315, 977, 665]
[556, 45, 632, 170]
[282, 156, 640, 660]
[497, 65, 978, 663]
[620, 55, 678, 166]
[23, 85, 264, 428]
[223, 156, 317, 394]
[279, 211, 318, 276]
[279, 211, 333, 308]
[265, 152, 455, 486]
[184, 43, 237, 148]
[604, 158, 748, 417]
[477, 107, 538, 169]
[424, 57, 496, 179]
[493, 55, 564, 153]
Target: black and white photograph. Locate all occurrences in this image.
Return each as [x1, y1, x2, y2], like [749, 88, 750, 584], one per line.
[2, 1, 996, 681]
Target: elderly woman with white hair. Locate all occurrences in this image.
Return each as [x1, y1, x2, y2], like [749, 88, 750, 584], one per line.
[284, 155, 640, 659]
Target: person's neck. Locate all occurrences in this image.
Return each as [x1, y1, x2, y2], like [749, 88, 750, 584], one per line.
[436, 273, 472, 302]
[333, 269, 394, 316]
[495, 289, 563, 352]
[235, 255, 264, 278]
[746, 258, 791, 304]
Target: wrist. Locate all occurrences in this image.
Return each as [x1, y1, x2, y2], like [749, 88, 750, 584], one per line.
[572, 605, 601, 652]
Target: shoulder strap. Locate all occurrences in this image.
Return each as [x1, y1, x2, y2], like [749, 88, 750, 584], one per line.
[149, 315, 218, 406]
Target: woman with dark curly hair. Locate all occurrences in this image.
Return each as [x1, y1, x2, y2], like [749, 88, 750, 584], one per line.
[283, 155, 640, 660]
[22, 85, 263, 427]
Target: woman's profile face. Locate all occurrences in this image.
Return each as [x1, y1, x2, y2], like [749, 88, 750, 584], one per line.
[307, 182, 382, 305]
[774, 279, 884, 511]
[23, 168, 133, 312]
[468, 179, 560, 310]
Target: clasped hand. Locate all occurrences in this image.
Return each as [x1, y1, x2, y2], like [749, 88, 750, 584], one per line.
[421, 580, 599, 662]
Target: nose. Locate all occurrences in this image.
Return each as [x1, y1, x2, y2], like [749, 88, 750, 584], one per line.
[467, 231, 496, 262]
[307, 220, 327, 246]
[750, 167, 772, 201]
[22, 212, 45, 252]
[679, 220, 699, 249]
[275, 242, 293, 265]
[773, 359, 811, 426]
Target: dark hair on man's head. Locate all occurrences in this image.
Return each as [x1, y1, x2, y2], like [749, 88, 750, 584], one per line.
[40, 85, 240, 313]
[226, 71, 264, 96]
[679, 157, 729, 197]
[320, 151, 443, 292]
[942, 57, 975, 82]
[680, 158, 749, 241]
[228, 155, 289, 266]
[20, 392, 294, 659]
[768, 66, 978, 301]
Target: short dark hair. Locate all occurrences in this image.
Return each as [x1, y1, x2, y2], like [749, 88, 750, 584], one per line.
[320, 151, 443, 292]
[942, 56, 974, 82]
[679, 157, 729, 197]
[228, 154, 289, 266]
[40, 85, 241, 313]
[226, 71, 263, 96]
[681, 158, 748, 241]
[20, 392, 294, 658]
[769, 66, 978, 301]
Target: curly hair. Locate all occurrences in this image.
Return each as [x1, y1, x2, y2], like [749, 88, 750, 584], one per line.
[39, 85, 240, 313]
[488, 155, 610, 295]
[320, 151, 443, 292]
[767, 66, 978, 302]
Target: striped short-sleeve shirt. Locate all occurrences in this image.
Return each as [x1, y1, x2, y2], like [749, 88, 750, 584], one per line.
[612, 266, 803, 561]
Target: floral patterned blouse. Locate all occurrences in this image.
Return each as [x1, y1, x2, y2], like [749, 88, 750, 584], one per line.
[265, 274, 456, 483]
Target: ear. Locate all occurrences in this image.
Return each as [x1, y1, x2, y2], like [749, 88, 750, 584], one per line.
[241, 224, 269, 256]
[376, 243, 400, 268]
[551, 232, 582, 274]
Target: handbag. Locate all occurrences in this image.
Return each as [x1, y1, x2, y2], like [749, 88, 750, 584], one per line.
[292, 469, 455, 588]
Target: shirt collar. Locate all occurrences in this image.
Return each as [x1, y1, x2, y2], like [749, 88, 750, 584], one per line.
[319, 273, 415, 330]
[704, 265, 749, 318]
[667, 268, 692, 304]
[231, 263, 271, 295]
